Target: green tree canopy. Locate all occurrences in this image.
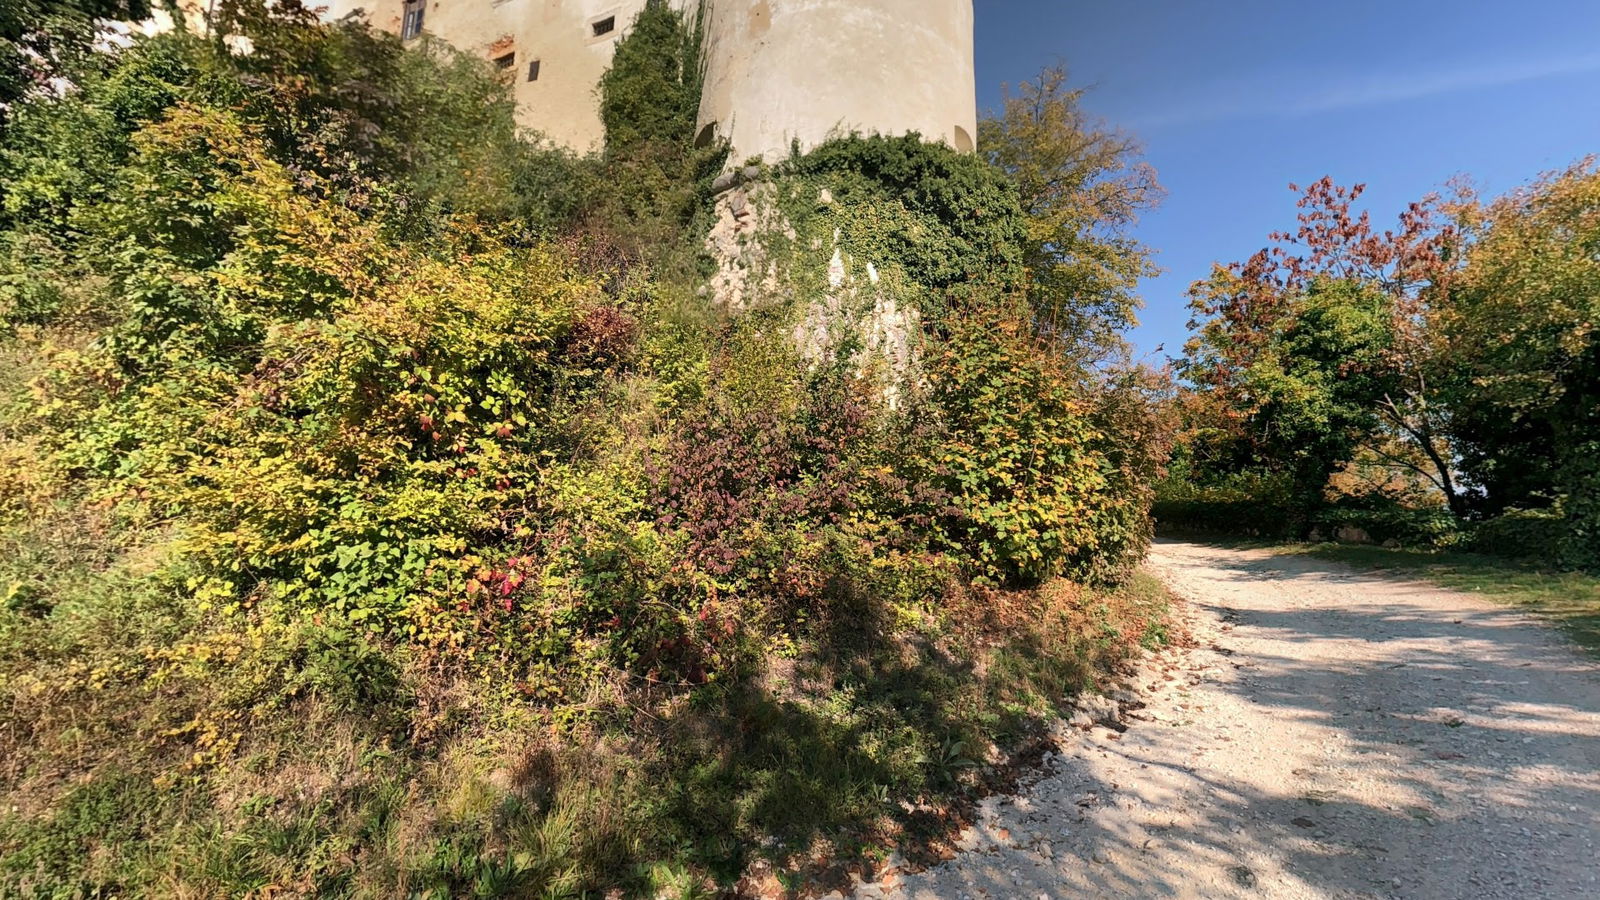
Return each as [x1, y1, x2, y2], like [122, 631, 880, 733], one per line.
[2, 1, 152, 134]
[1442, 159, 1600, 563]
[979, 65, 1164, 360]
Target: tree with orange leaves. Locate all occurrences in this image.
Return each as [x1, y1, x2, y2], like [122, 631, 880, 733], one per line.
[1180, 177, 1467, 514]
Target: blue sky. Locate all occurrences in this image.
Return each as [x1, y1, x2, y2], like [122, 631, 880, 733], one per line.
[974, 0, 1600, 363]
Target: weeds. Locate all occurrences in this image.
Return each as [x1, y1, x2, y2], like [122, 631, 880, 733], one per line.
[0, 4, 1174, 895]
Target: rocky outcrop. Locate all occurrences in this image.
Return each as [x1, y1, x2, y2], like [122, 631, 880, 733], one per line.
[703, 179, 925, 409]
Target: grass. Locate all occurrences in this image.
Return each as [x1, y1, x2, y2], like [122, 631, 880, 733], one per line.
[0, 473, 1177, 898]
[1274, 542, 1600, 653]
[0, 306, 1181, 898]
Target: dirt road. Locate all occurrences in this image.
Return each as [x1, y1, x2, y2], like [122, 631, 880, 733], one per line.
[882, 540, 1600, 899]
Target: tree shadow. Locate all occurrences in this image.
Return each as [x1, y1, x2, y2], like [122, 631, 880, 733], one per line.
[892, 540, 1600, 898]
[622, 580, 1079, 893]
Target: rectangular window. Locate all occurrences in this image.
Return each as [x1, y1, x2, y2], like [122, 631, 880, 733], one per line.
[401, 0, 425, 40]
[526, 59, 541, 82]
[591, 16, 616, 37]
[492, 51, 515, 83]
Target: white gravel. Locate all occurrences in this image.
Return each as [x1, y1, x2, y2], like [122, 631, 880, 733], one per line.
[867, 540, 1600, 899]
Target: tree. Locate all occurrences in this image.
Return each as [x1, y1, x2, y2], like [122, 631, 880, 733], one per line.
[0, 0, 151, 181]
[2, 1, 152, 120]
[1442, 158, 1600, 563]
[1181, 178, 1466, 513]
[979, 65, 1164, 360]
[590, 0, 724, 275]
[597, 0, 701, 155]
[1181, 276, 1399, 506]
[0, 1, 583, 237]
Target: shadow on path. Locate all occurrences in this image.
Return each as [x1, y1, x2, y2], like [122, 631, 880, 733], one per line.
[896, 539, 1600, 899]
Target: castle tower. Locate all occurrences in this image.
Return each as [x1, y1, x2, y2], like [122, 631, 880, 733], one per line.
[297, 2, 976, 162]
[695, 0, 977, 163]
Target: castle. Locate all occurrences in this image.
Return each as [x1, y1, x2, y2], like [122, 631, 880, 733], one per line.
[317, 0, 977, 162]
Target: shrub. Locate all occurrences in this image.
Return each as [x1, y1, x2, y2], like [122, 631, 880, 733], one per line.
[1151, 499, 1303, 540]
[175, 235, 613, 639]
[1308, 503, 1462, 549]
[1559, 441, 1600, 571]
[1468, 508, 1570, 562]
[927, 302, 1147, 585]
[14, 105, 619, 646]
[1151, 469, 1302, 539]
[1084, 365, 1176, 580]
[1152, 486, 1463, 549]
[0, 12, 579, 255]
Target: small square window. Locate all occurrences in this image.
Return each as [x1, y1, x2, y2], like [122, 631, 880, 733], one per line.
[527, 59, 541, 82]
[591, 16, 616, 37]
[491, 51, 515, 83]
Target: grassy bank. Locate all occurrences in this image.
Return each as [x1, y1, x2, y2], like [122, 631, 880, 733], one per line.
[0, 494, 1175, 896]
[0, 9, 1180, 895]
[1271, 543, 1600, 653]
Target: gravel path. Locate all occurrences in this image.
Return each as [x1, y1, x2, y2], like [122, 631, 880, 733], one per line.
[874, 540, 1600, 899]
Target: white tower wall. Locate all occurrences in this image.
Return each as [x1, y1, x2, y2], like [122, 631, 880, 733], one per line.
[696, 0, 977, 164]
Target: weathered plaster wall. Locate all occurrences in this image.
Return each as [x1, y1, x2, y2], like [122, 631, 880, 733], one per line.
[327, 0, 975, 163]
[697, 0, 977, 163]
[325, 0, 664, 152]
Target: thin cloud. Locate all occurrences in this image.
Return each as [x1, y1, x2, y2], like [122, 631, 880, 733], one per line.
[1133, 52, 1600, 130]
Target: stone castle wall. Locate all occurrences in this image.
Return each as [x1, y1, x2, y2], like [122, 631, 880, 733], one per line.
[316, 0, 975, 162]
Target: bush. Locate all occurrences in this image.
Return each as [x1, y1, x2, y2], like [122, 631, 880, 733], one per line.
[1559, 441, 1600, 570]
[1151, 469, 1302, 539]
[176, 235, 615, 640]
[928, 302, 1151, 585]
[1152, 491, 1462, 549]
[12, 102, 620, 651]
[1152, 498, 1302, 540]
[0, 15, 580, 252]
[1468, 508, 1570, 562]
[1308, 503, 1462, 549]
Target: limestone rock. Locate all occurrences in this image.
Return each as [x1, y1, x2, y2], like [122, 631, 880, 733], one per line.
[1073, 693, 1123, 729]
[1334, 525, 1374, 545]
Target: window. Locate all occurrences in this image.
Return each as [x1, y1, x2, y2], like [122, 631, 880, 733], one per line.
[526, 59, 541, 82]
[401, 0, 425, 40]
[591, 16, 616, 37]
[492, 51, 515, 82]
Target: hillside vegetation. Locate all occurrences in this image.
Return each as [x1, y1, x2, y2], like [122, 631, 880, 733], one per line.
[0, 4, 1173, 896]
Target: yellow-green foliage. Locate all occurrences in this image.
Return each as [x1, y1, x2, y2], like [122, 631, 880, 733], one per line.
[929, 304, 1158, 585]
[1443, 160, 1600, 568]
[0, 7, 1174, 896]
[23, 107, 616, 653]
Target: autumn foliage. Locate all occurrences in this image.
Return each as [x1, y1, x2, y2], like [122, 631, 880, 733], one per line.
[0, 5, 1175, 896]
[1173, 164, 1600, 568]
